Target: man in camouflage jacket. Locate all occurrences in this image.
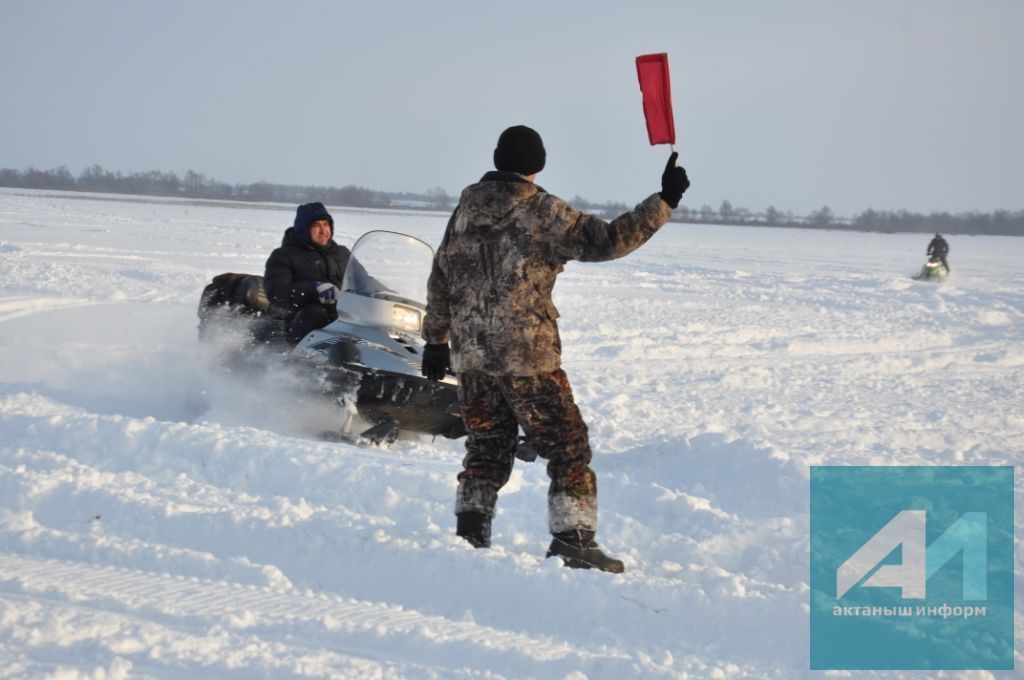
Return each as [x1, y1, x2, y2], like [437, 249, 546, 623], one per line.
[421, 125, 689, 573]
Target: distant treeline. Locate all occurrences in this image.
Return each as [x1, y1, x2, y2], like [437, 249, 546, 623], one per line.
[0, 164, 400, 210]
[2, 165, 1021, 236]
[579, 198, 1024, 236]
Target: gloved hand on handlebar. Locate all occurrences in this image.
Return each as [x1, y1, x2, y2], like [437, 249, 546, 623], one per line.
[316, 282, 338, 305]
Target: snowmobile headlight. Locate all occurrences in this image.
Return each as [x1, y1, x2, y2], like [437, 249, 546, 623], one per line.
[392, 304, 422, 332]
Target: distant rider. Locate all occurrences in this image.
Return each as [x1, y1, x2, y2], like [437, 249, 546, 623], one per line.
[265, 202, 351, 344]
[927, 233, 950, 272]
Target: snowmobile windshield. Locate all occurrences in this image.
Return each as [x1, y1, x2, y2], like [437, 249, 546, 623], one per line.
[341, 231, 434, 308]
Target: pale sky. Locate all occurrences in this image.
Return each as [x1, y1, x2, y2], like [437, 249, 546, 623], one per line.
[1, 1, 1021, 216]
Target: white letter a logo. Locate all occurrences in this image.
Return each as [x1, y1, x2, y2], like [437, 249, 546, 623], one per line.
[837, 510, 926, 599]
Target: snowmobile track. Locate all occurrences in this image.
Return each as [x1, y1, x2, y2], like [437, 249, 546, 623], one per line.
[0, 296, 101, 323]
[0, 552, 623, 669]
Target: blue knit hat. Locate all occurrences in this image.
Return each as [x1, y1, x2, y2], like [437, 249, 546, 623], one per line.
[293, 202, 334, 240]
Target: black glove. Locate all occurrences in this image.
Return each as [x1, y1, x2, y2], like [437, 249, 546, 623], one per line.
[659, 152, 690, 209]
[421, 343, 451, 381]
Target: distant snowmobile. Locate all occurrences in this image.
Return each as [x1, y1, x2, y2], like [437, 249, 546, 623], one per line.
[912, 257, 949, 283]
[196, 230, 465, 445]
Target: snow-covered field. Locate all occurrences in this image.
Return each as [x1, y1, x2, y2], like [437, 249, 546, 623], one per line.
[0, 188, 1020, 679]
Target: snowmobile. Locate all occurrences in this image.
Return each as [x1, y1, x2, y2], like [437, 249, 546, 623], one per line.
[912, 257, 949, 282]
[196, 230, 465, 445]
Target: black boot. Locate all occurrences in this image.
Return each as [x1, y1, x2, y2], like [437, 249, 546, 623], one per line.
[456, 512, 491, 548]
[546, 530, 625, 574]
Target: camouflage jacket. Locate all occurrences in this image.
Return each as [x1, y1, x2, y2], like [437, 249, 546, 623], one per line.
[423, 171, 671, 375]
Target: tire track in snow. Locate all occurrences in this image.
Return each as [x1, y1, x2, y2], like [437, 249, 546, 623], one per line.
[0, 552, 627, 675]
[0, 296, 101, 323]
[0, 597, 462, 679]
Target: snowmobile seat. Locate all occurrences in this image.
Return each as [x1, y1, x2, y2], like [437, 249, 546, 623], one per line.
[198, 273, 289, 320]
[197, 272, 291, 344]
[198, 272, 249, 320]
[233, 275, 270, 313]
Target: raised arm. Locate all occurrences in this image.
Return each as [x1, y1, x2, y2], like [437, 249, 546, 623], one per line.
[549, 152, 688, 263]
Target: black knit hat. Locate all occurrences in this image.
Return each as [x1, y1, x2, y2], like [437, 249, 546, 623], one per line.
[493, 125, 546, 175]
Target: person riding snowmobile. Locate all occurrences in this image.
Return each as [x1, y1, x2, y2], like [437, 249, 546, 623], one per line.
[927, 233, 950, 272]
[264, 202, 351, 344]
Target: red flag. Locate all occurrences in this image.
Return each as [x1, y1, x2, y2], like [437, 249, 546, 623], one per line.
[635, 53, 676, 146]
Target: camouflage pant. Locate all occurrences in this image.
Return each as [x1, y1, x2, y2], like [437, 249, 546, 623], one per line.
[454, 369, 597, 534]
